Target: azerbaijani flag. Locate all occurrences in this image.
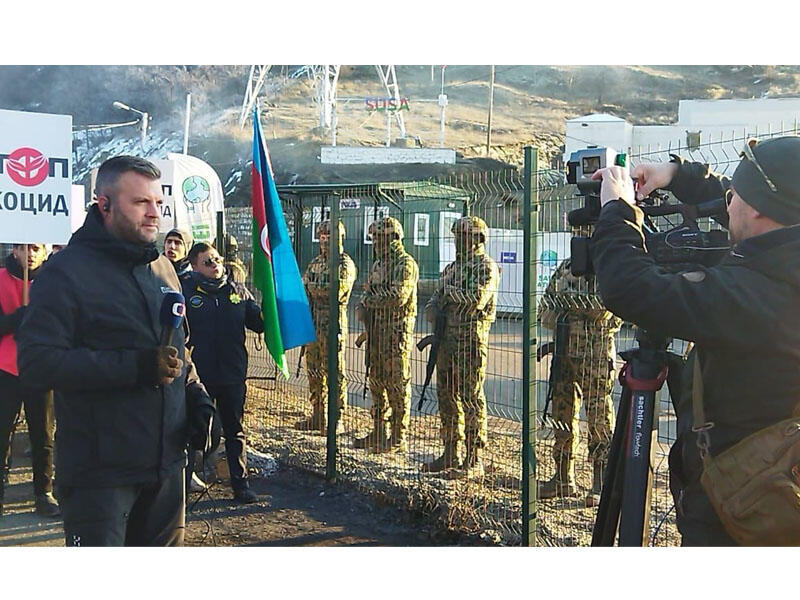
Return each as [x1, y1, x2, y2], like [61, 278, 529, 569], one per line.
[251, 107, 316, 377]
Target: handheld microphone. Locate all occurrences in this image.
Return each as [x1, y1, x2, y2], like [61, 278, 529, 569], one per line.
[159, 291, 186, 346]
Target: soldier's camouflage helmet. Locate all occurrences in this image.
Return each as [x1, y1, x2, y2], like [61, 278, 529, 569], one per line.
[451, 215, 488, 242]
[368, 216, 404, 240]
[225, 233, 238, 252]
[317, 219, 346, 240]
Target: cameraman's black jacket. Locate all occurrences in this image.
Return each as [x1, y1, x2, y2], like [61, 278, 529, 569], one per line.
[591, 161, 800, 486]
[16, 205, 212, 488]
[181, 273, 264, 386]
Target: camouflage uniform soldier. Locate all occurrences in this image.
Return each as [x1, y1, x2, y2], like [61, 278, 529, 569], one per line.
[537, 258, 621, 506]
[224, 234, 248, 285]
[423, 216, 500, 478]
[296, 220, 357, 433]
[354, 217, 419, 453]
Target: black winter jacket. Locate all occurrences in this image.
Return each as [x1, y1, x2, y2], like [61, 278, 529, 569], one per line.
[16, 205, 211, 488]
[181, 273, 264, 386]
[591, 160, 800, 486]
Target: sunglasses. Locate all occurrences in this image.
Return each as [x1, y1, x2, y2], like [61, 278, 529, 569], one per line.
[725, 188, 734, 207]
[203, 256, 223, 267]
[740, 138, 778, 193]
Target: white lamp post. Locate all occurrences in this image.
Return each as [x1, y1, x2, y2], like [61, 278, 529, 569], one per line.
[113, 101, 149, 151]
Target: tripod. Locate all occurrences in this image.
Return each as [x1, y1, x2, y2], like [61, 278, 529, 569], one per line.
[591, 327, 680, 546]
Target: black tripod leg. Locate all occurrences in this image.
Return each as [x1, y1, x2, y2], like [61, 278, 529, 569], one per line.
[591, 384, 631, 546]
[618, 386, 658, 546]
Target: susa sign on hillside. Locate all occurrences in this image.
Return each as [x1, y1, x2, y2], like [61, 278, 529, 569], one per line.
[365, 97, 410, 112]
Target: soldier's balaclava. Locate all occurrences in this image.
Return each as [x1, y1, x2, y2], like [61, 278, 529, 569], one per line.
[453, 216, 486, 258]
[224, 233, 240, 261]
[371, 217, 403, 257]
[318, 220, 345, 257]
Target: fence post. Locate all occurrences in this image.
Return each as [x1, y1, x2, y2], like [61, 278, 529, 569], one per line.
[326, 193, 341, 482]
[216, 210, 225, 250]
[521, 146, 539, 546]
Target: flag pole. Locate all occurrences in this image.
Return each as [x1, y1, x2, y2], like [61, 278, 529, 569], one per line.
[326, 193, 340, 482]
[183, 93, 191, 154]
[22, 244, 29, 306]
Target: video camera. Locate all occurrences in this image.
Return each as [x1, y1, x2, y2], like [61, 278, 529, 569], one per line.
[566, 146, 730, 276]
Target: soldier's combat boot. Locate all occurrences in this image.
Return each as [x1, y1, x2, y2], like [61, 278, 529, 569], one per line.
[295, 408, 325, 433]
[462, 446, 485, 479]
[422, 441, 463, 473]
[386, 421, 407, 454]
[585, 460, 606, 507]
[537, 457, 577, 499]
[353, 423, 390, 452]
[35, 492, 61, 518]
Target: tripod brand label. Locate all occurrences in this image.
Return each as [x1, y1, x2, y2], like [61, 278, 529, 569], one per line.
[632, 396, 646, 457]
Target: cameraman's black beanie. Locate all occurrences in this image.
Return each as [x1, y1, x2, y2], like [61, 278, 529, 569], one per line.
[732, 136, 800, 225]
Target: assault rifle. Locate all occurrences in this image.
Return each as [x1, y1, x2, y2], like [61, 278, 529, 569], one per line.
[295, 346, 306, 379]
[355, 305, 374, 404]
[538, 317, 569, 427]
[416, 302, 447, 411]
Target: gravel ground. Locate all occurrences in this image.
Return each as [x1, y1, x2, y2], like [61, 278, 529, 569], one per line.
[0, 428, 444, 547]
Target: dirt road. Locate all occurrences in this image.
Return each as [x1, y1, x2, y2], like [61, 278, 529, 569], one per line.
[0, 430, 436, 547]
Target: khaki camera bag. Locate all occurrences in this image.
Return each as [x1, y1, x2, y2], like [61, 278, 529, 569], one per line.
[692, 355, 800, 546]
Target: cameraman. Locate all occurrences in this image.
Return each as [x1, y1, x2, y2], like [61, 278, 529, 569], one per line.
[589, 136, 800, 546]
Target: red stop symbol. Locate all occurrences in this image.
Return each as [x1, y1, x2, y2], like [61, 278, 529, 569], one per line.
[6, 147, 50, 187]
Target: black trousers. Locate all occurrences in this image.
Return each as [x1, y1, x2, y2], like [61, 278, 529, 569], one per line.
[60, 468, 185, 546]
[0, 370, 54, 497]
[669, 438, 737, 546]
[674, 481, 737, 546]
[205, 382, 249, 490]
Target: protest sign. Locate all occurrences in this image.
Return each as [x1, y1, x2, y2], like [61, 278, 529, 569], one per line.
[0, 108, 73, 244]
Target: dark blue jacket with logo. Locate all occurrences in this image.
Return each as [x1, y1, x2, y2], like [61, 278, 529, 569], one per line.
[181, 273, 264, 386]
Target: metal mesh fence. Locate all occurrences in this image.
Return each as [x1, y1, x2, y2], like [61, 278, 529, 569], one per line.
[230, 172, 532, 544]
[228, 127, 798, 546]
[228, 167, 681, 546]
[533, 126, 800, 546]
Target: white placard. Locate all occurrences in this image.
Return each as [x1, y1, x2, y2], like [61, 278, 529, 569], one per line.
[0, 108, 73, 244]
[150, 159, 175, 235]
[71, 185, 86, 233]
[165, 153, 225, 243]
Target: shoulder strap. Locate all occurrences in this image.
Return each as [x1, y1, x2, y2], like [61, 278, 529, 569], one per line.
[691, 352, 714, 462]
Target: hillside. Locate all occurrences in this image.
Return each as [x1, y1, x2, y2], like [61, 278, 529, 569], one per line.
[2, 65, 799, 204]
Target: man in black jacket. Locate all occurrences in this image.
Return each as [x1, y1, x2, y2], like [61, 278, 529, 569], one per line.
[182, 242, 264, 503]
[16, 156, 214, 546]
[0, 243, 59, 518]
[589, 136, 800, 546]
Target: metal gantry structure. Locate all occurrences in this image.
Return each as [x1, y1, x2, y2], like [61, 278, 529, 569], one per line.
[240, 64, 409, 145]
[239, 65, 272, 127]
